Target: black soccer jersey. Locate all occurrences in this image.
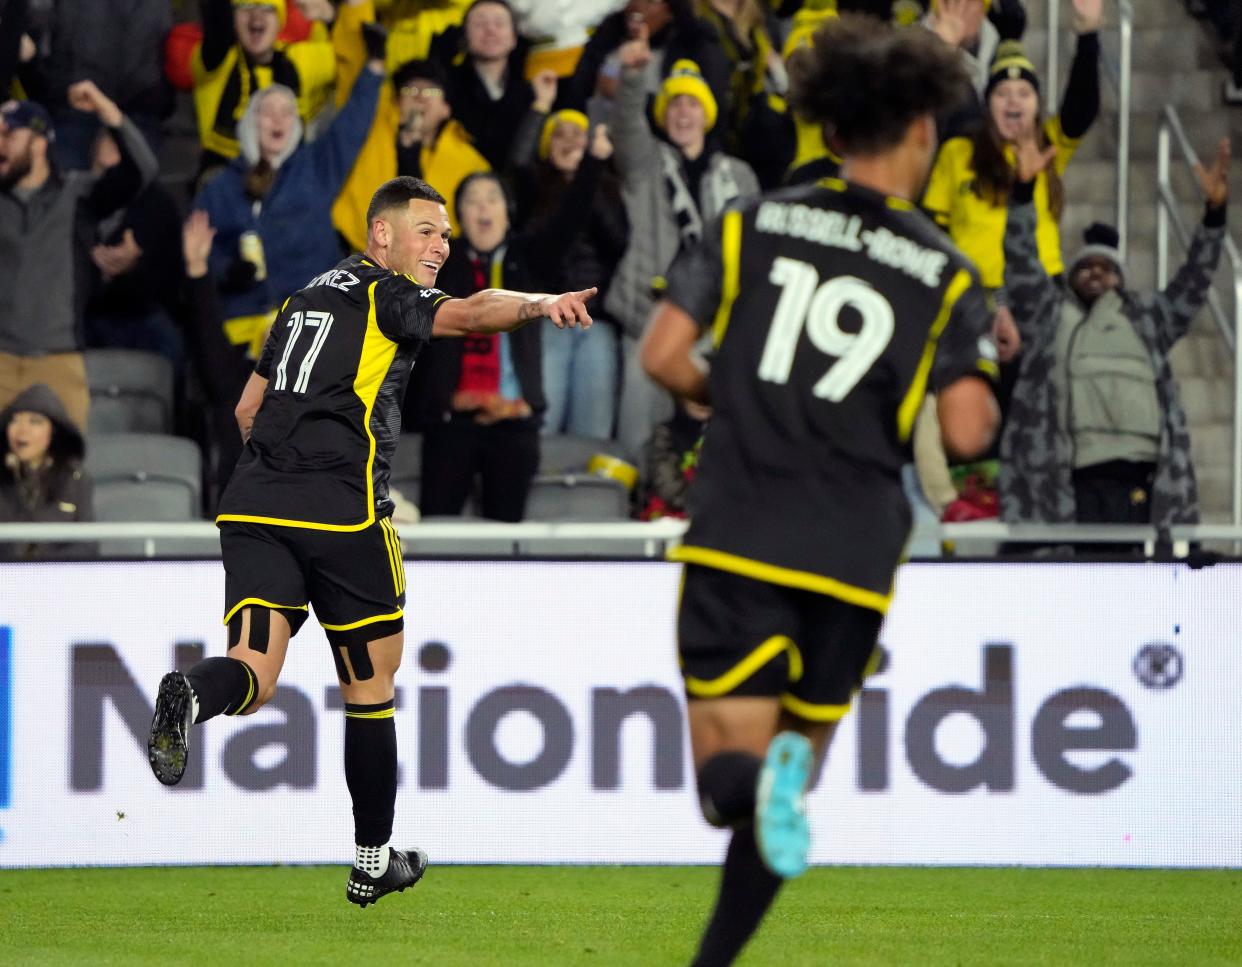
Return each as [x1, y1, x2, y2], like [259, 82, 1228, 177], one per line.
[665, 178, 998, 613]
[217, 254, 451, 530]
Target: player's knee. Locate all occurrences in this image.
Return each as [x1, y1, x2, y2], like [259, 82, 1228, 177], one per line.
[696, 751, 763, 828]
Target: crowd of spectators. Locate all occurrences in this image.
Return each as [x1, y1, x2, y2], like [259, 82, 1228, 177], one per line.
[0, 0, 1232, 550]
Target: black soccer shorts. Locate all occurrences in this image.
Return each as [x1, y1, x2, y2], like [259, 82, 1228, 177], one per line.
[677, 563, 884, 722]
[219, 518, 406, 646]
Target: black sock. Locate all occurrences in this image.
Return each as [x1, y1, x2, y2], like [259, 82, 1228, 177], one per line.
[692, 824, 783, 967]
[344, 700, 397, 847]
[185, 657, 258, 722]
[697, 751, 762, 827]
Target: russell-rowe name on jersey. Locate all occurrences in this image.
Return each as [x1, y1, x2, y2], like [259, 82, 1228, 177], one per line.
[755, 200, 949, 288]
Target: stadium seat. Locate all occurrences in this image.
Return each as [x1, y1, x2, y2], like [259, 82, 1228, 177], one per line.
[85, 433, 207, 555]
[524, 474, 630, 521]
[85, 349, 175, 434]
[539, 434, 631, 474]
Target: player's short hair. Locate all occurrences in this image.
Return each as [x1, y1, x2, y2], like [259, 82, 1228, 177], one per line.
[366, 176, 447, 227]
[788, 15, 969, 156]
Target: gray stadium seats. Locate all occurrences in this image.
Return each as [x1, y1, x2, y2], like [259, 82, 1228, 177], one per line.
[85, 349, 175, 434]
[85, 433, 206, 555]
[524, 474, 630, 521]
[539, 433, 631, 475]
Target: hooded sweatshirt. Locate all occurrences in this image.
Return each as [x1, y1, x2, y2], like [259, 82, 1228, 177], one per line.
[0, 383, 95, 559]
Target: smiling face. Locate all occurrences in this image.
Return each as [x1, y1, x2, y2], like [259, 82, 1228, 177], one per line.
[547, 120, 587, 176]
[464, 1, 517, 63]
[256, 89, 299, 162]
[664, 94, 707, 154]
[376, 198, 452, 285]
[457, 176, 509, 253]
[1070, 255, 1122, 306]
[988, 78, 1039, 143]
[6, 410, 53, 468]
[234, 5, 279, 61]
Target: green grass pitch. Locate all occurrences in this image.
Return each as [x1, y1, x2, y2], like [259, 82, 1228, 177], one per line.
[2, 865, 1240, 965]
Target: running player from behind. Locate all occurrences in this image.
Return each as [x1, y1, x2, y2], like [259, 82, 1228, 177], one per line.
[147, 176, 595, 907]
[642, 17, 1002, 966]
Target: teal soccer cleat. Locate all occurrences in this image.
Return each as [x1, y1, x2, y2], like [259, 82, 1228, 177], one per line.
[755, 731, 814, 879]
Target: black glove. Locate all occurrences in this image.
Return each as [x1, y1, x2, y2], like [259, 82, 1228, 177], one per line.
[362, 21, 388, 63]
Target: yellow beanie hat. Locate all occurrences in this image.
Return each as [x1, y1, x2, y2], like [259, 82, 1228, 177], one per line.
[653, 60, 717, 133]
[233, 0, 287, 28]
[538, 109, 589, 159]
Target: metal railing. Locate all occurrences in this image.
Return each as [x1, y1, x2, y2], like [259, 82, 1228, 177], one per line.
[0, 519, 1237, 560]
[1046, 0, 1132, 257]
[1157, 103, 1242, 526]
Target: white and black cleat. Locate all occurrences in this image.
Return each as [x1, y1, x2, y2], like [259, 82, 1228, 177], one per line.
[148, 672, 193, 786]
[346, 848, 428, 908]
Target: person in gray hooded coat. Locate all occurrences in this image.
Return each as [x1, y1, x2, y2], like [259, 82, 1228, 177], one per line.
[0, 382, 94, 560]
[999, 138, 1230, 534]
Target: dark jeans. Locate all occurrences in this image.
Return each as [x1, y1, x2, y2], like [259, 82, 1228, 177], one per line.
[1072, 459, 1157, 556]
[419, 416, 540, 522]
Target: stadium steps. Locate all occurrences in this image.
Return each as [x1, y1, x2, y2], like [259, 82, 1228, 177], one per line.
[1021, 0, 1240, 523]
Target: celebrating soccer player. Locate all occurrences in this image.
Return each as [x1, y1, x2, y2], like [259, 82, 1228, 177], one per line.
[641, 16, 1002, 965]
[147, 176, 595, 906]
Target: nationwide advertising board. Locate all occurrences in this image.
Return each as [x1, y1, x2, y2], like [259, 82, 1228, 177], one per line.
[0, 560, 1238, 868]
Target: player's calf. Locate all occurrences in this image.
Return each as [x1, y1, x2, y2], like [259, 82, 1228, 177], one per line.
[696, 751, 763, 828]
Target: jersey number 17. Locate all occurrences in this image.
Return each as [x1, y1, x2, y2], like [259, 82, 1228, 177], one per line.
[758, 257, 894, 402]
[273, 310, 335, 394]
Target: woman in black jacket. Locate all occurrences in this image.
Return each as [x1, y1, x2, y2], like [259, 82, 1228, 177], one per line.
[0, 383, 94, 559]
[405, 172, 546, 521]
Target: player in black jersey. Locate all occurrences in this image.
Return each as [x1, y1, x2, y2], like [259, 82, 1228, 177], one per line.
[642, 17, 1003, 965]
[146, 175, 595, 906]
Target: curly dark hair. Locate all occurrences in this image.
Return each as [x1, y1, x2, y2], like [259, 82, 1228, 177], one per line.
[788, 15, 970, 156]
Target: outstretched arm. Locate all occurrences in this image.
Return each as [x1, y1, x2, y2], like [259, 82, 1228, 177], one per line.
[1152, 138, 1230, 351]
[432, 286, 597, 337]
[1003, 142, 1063, 344]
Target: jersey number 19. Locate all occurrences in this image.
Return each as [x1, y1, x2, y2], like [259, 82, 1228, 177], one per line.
[758, 257, 894, 402]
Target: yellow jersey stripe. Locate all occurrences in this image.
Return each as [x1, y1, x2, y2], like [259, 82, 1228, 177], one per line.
[354, 281, 399, 523]
[379, 519, 402, 596]
[387, 519, 405, 593]
[222, 597, 309, 627]
[216, 513, 377, 531]
[321, 609, 404, 632]
[388, 519, 406, 593]
[389, 521, 404, 598]
[895, 267, 971, 444]
[787, 639, 805, 684]
[976, 357, 1000, 380]
[670, 545, 892, 614]
[685, 635, 795, 698]
[780, 692, 851, 722]
[345, 707, 396, 720]
[710, 208, 744, 348]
